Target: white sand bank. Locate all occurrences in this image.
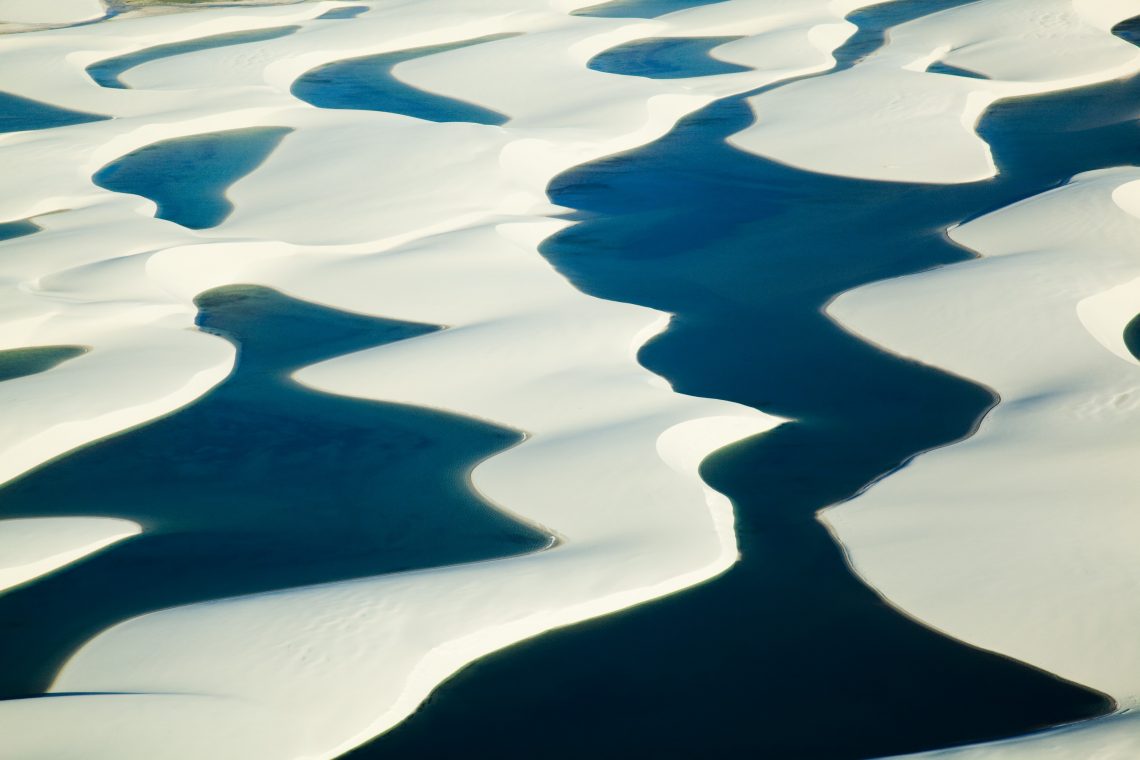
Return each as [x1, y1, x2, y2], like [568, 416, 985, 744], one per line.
[730, 0, 1140, 183]
[827, 167, 1140, 755]
[0, 517, 139, 593]
[0, 0, 894, 756]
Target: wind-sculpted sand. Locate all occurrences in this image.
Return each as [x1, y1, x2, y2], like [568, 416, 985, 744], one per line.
[0, 0, 104, 28]
[3, 0, 1140, 757]
[0, 0, 876, 756]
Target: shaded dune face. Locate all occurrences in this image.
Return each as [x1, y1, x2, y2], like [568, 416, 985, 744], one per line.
[0, 285, 549, 698]
[291, 35, 517, 126]
[362, 5, 1139, 759]
[92, 127, 292, 229]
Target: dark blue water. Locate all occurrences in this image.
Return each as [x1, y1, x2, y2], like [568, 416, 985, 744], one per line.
[572, 0, 726, 18]
[0, 219, 38, 242]
[291, 36, 516, 125]
[92, 127, 290, 229]
[1123, 314, 1140, 361]
[0, 346, 85, 384]
[927, 60, 989, 79]
[87, 27, 299, 89]
[355, 4, 1135, 759]
[317, 6, 368, 20]
[0, 286, 550, 699]
[1115, 15, 1140, 44]
[0, 92, 107, 134]
[588, 37, 748, 78]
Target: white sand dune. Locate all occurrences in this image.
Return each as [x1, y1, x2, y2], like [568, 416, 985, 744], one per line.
[730, 0, 1140, 183]
[4, 0, 1137, 756]
[828, 168, 1140, 756]
[0, 517, 139, 594]
[0, 0, 890, 756]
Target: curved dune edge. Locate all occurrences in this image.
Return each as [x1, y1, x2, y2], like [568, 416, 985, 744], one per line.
[0, 1, 912, 757]
[0, 517, 140, 594]
[826, 167, 1140, 756]
[730, 0, 1140, 184]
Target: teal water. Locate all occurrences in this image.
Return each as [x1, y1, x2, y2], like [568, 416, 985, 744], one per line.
[0, 219, 38, 242]
[1124, 313, 1140, 361]
[927, 60, 989, 78]
[0, 92, 107, 134]
[0, 346, 85, 384]
[92, 127, 290, 229]
[87, 27, 299, 89]
[588, 37, 748, 79]
[0, 286, 550, 698]
[291, 36, 516, 125]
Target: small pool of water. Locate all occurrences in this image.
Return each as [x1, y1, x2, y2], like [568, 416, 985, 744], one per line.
[588, 37, 748, 79]
[0, 219, 38, 243]
[93, 127, 291, 229]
